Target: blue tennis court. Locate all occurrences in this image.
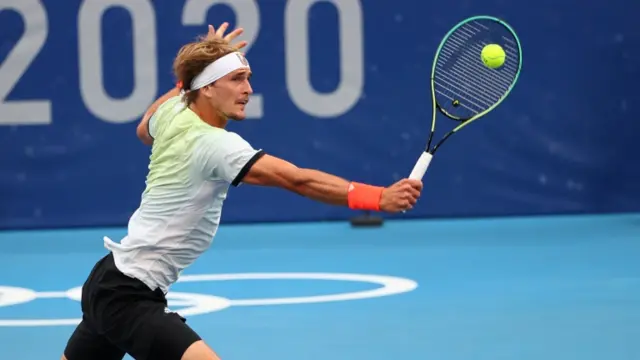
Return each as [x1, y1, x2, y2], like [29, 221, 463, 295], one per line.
[1, 214, 638, 360]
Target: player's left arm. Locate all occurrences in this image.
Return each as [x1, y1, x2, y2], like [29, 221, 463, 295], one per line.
[136, 86, 181, 145]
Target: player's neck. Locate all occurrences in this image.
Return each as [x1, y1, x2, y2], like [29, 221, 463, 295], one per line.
[190, 102, 228, 129]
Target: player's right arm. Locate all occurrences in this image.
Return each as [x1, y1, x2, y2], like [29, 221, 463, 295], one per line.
[241, 154, 423, 213]
[197, 132, 423, 213]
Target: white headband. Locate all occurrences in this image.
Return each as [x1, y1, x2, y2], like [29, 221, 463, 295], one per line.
[190, 52, 250, 90]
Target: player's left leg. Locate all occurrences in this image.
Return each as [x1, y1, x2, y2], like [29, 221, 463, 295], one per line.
[180, 340, 222, 360]
[137, 308, 206, 360]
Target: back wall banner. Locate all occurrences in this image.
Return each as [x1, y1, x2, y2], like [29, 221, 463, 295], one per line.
[1, 0, 638, 229]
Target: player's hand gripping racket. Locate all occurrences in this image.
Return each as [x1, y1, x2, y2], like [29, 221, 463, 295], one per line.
[408, 15, 523, 180]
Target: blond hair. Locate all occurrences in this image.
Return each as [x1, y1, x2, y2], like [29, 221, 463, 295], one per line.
[173, 38, 236, 105]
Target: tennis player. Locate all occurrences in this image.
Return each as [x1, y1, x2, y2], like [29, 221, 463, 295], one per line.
[62, 26, 423, 360]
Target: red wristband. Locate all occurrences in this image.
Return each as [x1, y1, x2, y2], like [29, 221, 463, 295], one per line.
[347, 182, 383, 211]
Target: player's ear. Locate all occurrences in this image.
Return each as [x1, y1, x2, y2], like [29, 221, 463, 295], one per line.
[200, 85, 214, 99]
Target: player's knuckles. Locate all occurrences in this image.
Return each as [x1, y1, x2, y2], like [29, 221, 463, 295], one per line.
[407, 189, 419, 197]
[407, 190, 418, 198]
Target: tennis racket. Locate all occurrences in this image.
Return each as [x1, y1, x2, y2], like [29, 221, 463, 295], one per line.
[408, 15, 523, 180]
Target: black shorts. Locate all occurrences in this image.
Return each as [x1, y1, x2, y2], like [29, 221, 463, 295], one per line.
[63, 252, 201, 360]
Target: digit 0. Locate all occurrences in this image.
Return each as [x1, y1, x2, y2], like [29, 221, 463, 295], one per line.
[284, 0, 364, 118]
[78, 0, 158, 124]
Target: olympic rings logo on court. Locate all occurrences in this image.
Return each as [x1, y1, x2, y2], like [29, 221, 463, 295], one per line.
[0, 272, 418, 327]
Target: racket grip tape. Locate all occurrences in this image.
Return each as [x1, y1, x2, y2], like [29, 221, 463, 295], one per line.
[408, 152, 433, 180]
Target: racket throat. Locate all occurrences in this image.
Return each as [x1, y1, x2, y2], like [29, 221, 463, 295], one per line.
[431, 130, 456, 155]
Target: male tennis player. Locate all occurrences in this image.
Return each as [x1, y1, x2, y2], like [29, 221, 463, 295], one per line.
[62, 24, 422, 360]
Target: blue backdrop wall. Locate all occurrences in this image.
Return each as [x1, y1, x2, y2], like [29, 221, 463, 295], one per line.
[1, 0, 638, 229]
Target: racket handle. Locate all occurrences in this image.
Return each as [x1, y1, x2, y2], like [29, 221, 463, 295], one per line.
[409, 152, 433, 180]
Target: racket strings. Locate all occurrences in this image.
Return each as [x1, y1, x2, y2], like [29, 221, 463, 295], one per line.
[437, 45, 508, 108]
[433, 20, 520, 120]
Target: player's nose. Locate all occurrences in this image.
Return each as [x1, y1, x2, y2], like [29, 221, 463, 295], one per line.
[244, 80, 253, 95]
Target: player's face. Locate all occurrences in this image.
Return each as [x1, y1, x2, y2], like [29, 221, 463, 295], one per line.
[207, 69, 253, 121]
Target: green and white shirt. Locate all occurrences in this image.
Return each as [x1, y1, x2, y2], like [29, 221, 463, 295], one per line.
[104, 96, 264, 293]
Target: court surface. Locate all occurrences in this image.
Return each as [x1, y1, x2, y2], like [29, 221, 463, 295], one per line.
[0, 213, 639, 360]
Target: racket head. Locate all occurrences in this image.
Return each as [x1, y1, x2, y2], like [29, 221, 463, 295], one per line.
[430, 16, 522, 123]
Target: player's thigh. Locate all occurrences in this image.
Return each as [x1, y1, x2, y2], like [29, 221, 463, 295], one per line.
[122, 308, 203, 360]
[180, 340, 221, 360]
[63, 319, 125, 360]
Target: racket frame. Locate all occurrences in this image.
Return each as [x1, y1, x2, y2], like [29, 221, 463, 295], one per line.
[409, 15, 522, 181]
[428, 15, 523, 154]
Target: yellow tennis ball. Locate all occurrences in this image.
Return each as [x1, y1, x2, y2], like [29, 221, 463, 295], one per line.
[481, 44, 506, 69]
